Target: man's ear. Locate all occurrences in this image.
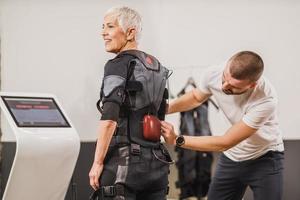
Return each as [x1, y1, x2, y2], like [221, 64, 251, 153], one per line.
[126, 27, 136, 41]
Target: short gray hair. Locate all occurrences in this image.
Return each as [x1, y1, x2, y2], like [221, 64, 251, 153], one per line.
[105, 6, 142, 41]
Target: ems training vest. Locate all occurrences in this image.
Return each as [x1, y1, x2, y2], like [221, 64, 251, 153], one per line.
[101, 50, 170, 148]
[176, 102, 213, 199]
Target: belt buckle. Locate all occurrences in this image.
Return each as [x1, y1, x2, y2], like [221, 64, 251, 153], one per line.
[131, 143, 141, 155]
[103, 186, 116, 197]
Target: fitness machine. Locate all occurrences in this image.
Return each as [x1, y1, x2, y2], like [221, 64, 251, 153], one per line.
[0, 92, 80, 200]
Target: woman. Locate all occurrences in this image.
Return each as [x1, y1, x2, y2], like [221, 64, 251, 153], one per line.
[89, 6, 171, 200]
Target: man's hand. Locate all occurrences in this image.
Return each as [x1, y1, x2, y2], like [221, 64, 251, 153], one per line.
[161, 121, 177, 145]
[89, 162, 104, 190]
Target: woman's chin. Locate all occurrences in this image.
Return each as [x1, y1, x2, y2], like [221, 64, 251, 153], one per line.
[105, 47, 119, 54]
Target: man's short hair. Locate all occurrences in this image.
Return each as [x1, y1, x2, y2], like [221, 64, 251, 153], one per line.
[229, 51, 264, 82]
[105, 6, 142, 41]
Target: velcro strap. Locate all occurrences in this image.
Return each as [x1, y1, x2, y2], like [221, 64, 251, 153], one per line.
[163, 88, 169, 99]
[126, 81, 143, 92]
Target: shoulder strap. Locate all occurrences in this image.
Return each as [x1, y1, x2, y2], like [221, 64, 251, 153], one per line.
[120, 50, 160, 71]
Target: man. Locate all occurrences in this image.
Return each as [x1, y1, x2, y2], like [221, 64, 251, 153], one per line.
[161, 51, 284, 200]
[89, 6, 171, 200]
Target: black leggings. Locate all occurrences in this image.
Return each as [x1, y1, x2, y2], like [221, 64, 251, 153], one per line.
[99, 145, 170, 200]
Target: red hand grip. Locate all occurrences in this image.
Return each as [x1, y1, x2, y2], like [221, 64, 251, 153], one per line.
[143, 115, 161, 142]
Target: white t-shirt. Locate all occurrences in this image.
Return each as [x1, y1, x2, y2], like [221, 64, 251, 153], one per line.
[198, 64, 284, 161]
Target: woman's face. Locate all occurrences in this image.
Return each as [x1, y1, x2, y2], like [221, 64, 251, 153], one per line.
[102, 14, 127, 53]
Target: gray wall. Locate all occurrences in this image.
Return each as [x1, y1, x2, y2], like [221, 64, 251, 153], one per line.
[1, 0, 300, 141]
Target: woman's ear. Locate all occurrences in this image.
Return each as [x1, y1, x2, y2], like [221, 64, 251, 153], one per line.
[126, 27, 136, 41]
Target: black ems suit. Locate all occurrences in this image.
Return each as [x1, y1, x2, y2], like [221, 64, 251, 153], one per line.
[91, 50, 172, 200]
[176, 102, 213, 200]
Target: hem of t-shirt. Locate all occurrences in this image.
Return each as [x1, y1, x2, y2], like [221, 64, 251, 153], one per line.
[224, 145, 284, 162]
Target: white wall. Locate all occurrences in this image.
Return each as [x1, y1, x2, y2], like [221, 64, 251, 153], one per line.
[1, 0, 299, 141]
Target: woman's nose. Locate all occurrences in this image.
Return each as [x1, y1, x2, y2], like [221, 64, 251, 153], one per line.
[101, 27, 107, 37]
[101, 29, 105, 37]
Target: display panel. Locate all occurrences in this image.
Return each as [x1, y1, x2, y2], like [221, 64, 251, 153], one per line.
[1, 96, 71, 127]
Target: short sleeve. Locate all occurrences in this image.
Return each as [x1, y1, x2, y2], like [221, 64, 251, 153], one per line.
[101, 54, 135, 105]
[198, 68, 212, 95]
[102, 56, 129, 97]
[242, 99, 276, 129]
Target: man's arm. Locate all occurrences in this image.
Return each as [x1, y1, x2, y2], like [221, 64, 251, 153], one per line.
[161, 120, 257, 152]
[168, 88, 210, 114]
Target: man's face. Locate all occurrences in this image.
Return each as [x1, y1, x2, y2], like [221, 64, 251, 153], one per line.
[102, 14, 127, 53]
[222, 64, 255, 95]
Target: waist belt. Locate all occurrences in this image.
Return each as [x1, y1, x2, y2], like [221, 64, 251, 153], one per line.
[109, 137, 173, 164]
[108, 144, 141, 158]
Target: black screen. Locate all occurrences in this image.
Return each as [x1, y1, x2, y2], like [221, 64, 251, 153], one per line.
[1, 96, 71, 127]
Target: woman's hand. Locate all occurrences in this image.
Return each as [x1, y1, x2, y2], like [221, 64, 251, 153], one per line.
[89, 162, 104, 190]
